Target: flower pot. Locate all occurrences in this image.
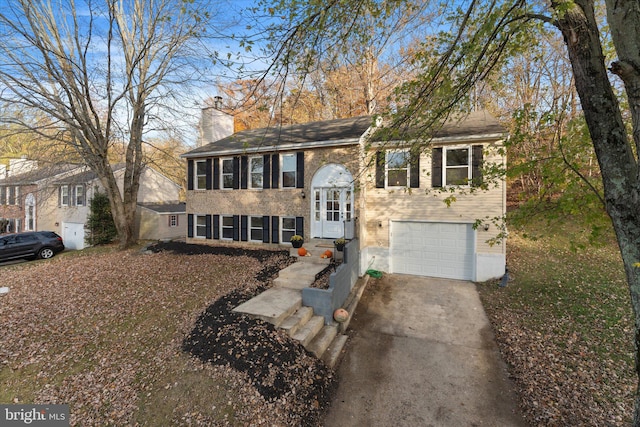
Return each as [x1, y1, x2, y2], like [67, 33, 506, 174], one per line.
[292, 240, 303, 248]
[335, 243, 345, 252]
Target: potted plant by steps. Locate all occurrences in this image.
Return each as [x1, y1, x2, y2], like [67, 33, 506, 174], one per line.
[290, 235, 304, 248]
[334, 237, 346, 252]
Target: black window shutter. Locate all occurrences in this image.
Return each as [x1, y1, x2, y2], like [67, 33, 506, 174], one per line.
[271, 216, 279, 243]
[263, 154, 271, 189]
[233, 157, 240, 189]
[187, 160, 194, 190]
[233, 215, 240, 241]
[187, 214, 194, 238]
[213, 214, 220, 239]
[262, 215, 270, 243]
[375, 151, 385, 188]
[240, 156, 248, 189]
[213, 158, 220, 189]
[241, 215, 248, 241]
[472, 145, 483, 187]
[206, 158, 212, 190]
[296, 152, 304, 188]
[410, 150, 420, 189]
[295, 217, 304, 238]
[205, 214, 212, 239]
[271, 154, 279, 188]
[432, 148, 443, 188]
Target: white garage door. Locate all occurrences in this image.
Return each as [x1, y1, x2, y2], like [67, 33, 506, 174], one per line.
[390, 221, 474, 280]
[62, 222, 85, 250]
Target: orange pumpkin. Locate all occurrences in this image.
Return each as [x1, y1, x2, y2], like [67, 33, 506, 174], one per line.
[297, 247, 307, 256]
[324, 250, 333, 258]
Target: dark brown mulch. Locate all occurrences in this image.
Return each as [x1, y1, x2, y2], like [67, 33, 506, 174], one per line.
[309, 260, 342, 289]
[147, 241, 338, 425]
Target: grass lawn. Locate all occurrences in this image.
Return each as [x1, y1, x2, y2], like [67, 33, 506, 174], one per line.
[477, 222, 635, 426]
[0, 244, 332, 426]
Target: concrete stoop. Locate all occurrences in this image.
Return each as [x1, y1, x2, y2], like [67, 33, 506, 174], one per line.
[234, 244, 365, 369]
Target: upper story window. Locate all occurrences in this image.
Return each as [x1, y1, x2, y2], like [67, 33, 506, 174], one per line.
[282, 154, 297, 188]
[249, 156, 263, 189]
[445, 147, 470, 186]
[431, 145, 483, 188]
[221, 158, 234, 189]
[60, 185, 69, 206]
[75, 185, 85, 206]
[195, 160, 208, 190]
[386, 150, 410, 187]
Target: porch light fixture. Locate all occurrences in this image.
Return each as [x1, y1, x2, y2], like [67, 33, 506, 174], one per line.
[301, 190, 306, 199]
[483, 223, 490, 231]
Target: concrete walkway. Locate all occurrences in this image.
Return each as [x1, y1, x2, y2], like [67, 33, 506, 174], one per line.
[323, 274, 527, 427]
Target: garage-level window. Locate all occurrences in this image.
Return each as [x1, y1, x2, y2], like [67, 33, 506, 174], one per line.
[195, 215, 208, 238]
[249, 216, 263, 241]
[221, 215, 234, 239]
[444, 147, 470, 186]
[169, 215, 178, 227]
[281, 217, 296, 242]
[386, 149, 410, 187]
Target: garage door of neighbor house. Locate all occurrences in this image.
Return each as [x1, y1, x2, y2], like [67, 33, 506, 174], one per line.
[390, 221, 474, 280]
[62, 222, 85, 250]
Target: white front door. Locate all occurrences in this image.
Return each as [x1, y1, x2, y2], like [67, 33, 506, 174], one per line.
[314, 187, 352, 239]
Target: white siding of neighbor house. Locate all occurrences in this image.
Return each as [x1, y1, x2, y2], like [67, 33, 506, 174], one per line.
[359, 139, 507, 281]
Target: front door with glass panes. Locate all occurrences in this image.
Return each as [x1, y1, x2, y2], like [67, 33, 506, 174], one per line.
[313, 187, 353, 239]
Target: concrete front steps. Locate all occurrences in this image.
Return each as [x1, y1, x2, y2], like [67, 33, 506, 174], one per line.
[233, 240, 350, 368]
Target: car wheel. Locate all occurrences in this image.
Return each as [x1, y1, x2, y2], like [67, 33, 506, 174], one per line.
[38, 247, 55, 259]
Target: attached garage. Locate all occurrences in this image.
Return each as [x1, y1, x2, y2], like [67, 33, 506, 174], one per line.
[390, 221, 475, 280]
[62, 222, 85, 250]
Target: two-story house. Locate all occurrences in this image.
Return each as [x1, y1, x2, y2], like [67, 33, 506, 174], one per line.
[182, 108, 507, 282]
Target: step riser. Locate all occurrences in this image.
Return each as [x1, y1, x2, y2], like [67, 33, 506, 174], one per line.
[292, 316, 324, 347]
[307, 325, 339, 358]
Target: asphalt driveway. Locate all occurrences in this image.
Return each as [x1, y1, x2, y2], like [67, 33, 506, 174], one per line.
[323, 274, 527, 426]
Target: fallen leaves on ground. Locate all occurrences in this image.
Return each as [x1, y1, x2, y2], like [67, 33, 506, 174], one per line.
[0, 242, 336, 426]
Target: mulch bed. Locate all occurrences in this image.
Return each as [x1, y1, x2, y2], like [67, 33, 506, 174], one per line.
[147, 241, 338, 425]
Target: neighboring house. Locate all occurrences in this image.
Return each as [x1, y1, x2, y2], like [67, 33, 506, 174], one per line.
[37, 164, 183, 249]
[136, 202, 186, 241]
[0, 162, 81, 234]
[182, 109, 507, 282]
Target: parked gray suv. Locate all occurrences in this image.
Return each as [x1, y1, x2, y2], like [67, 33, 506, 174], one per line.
[0, 231, 65, 262]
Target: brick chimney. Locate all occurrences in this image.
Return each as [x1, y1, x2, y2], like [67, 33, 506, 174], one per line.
[198, 97, 234, 147]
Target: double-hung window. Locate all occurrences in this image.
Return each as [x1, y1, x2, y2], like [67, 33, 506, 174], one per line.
[195, 160, 208, 190]
[444, 147, 470, 186]
[281, 154, 297, 188]
[75, 185, 85, 206]
[60, 186, 69, 206]
[281, 217, 296, 243]
[221, 215, 234, 239]
[195, 215, 208, 238]
[249, 216, 263, 242]
[249, 156, 263, 189]
[221, 158, 234, 189]
[386, 149, 410, 187]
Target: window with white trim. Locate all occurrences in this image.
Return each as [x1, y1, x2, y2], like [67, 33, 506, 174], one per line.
[195, 215, 207, 238]
[281, 217, 296, 243]
[75, 185, 85, 206]
[221, 215, 234, 239]
[249, 156, 263, 189]
[221, 158, 234, 189]
[386, 149, 410, 187]
[444, 147, 470, 186]
[60, 186, 69, 206]
[195, 160, 208, 190]
[169, 215, 178, 227]
[249, 216, 263, 242]
[281, 154, 296, 188]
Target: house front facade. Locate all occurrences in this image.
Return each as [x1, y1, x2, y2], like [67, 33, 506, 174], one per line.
[182, 110, 507, 282]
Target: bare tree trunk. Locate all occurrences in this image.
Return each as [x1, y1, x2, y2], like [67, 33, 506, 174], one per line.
[555, 2, 640, 423]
